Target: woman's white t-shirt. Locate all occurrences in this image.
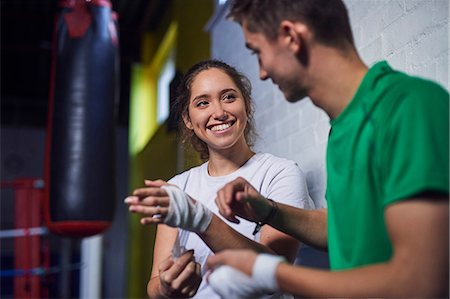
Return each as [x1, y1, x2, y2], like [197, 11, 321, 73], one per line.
[168, 152, 314, 299]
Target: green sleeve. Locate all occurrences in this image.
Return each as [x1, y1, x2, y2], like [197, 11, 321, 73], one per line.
[380, 83, 449, 206]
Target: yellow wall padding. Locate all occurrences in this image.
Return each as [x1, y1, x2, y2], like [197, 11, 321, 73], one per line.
[127, 123, 177, 298]
[127, 1, 212, 298]
[175, 0, 212, 73]
[129, 22, 178, 156]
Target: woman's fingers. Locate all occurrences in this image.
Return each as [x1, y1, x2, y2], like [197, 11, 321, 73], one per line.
[181, 263, 202, 297]
[133, 186, 169, 198]
[171, 260, 201, 294]
[159, 255, 202, 297]
[125, 193, 170, 207]
[159, 251, 196, 287]
[144, 179, 168, 187]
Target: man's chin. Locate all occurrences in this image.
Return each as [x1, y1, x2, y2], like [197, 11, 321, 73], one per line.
[285, 91, 307, 103]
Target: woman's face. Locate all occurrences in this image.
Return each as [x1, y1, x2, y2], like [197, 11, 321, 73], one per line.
[184, 68, 248, 153]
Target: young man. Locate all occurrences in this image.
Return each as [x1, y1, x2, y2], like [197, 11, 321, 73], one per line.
[206, 0, 449, 297]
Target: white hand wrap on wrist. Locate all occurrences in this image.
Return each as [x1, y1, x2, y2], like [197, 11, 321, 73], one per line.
[161, 185, 213, 233]
[208, 254, 284, 298]
[252, 253, 283, 292]
[208, 265, 263, 299]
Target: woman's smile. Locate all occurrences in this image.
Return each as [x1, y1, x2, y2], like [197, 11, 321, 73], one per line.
[208, 121, 235, 132]
[186, 68, 248, 151]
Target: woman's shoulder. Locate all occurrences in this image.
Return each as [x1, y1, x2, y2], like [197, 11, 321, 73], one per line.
[168, 161, 208, 187]
[249, 152, 304, 177]
[253, 152, 300, 169]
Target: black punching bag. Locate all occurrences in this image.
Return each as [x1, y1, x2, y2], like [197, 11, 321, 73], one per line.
[45, 0, 119, 237]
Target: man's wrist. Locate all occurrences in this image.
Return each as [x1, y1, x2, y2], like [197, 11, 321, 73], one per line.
[253, 198, 278, 235]
[252, 253, 284, 291]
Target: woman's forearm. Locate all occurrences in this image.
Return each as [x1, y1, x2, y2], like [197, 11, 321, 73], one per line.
[270, 206, 328, 251]
[147, 276, 166, 299]
[199, 215, 275, 254]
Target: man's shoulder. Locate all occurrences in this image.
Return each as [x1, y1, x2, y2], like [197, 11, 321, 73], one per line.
[376, 67, 448, 101]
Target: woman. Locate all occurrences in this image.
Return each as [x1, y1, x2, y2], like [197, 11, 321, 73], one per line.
[125, 60, 314, 298]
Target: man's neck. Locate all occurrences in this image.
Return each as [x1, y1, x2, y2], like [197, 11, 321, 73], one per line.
[307, 46, 368, 120]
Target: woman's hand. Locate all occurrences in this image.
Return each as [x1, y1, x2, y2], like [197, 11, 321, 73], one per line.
[125, 180, 213, 233]
[124, 179, 171, 225]
[157, 250, 202, 298]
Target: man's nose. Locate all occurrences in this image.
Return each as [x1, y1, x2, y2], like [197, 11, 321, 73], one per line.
[259, 67, 268, 81]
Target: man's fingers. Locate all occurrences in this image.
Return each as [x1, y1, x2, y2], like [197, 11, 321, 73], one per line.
[207, 250, 256, 276]
[215, 196, 240, 224]
[215, 177, 251, 223]
[205, 251, 226, 271]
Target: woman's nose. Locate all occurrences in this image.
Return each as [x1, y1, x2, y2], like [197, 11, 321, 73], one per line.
[212, 103, 227, 120]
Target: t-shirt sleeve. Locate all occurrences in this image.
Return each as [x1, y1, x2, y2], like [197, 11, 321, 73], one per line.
[167, 172, 186, 189]
[380, 83, 449, 206]
[265, 160, 315, 210]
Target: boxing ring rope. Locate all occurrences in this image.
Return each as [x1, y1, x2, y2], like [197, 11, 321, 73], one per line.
[0, 178, 82, 298]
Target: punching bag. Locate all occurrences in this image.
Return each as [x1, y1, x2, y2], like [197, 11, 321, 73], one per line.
[45, 0, 119, 238]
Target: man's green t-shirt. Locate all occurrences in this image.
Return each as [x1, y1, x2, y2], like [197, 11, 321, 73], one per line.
[326, 61, 449, 270]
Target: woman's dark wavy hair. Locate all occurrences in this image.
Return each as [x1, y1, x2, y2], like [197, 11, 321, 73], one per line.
[228, 0, 355, 50]
[172, 59, 256, 160]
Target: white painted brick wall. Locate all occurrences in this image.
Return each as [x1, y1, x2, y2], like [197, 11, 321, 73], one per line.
[210, 0, 449, 209]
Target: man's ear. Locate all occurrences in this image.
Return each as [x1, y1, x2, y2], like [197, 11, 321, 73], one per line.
[182, 113, 193, 129]
[279, 20, 307, 54]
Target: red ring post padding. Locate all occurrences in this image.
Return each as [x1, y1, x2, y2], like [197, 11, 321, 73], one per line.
[45, 0, 119, 238]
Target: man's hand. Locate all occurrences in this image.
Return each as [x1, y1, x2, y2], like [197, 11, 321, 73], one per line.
[157, 250, 202, 298]
[206, 249, 257, 275]
[215, 176, 272, 224]
[206, 250, 283, 298]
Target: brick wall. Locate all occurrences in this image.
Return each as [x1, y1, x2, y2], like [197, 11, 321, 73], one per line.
[210, 0, 449, 209]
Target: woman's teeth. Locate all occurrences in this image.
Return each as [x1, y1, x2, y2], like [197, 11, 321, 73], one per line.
[210, 123, 231, 131]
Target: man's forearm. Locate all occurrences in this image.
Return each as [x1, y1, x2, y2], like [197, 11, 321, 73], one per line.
[277, 259, 447, 298]
[270, 206, 328, 250]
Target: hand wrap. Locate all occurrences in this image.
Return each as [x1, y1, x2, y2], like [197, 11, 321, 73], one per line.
[208, 253, 284, 298]
[161, 185, 213, 233]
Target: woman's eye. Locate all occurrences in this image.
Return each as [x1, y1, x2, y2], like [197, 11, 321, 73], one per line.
[223, 94, 236, 101]
[196, 100, 208, 107]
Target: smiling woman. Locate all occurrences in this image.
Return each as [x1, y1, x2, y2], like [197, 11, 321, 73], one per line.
[124, 59, 315, 299]
[173, 59, 256, 161]
[183, 67, 251, 169]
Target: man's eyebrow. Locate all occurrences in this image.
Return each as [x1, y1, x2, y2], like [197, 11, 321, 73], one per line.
[245, 42, 253, 50]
